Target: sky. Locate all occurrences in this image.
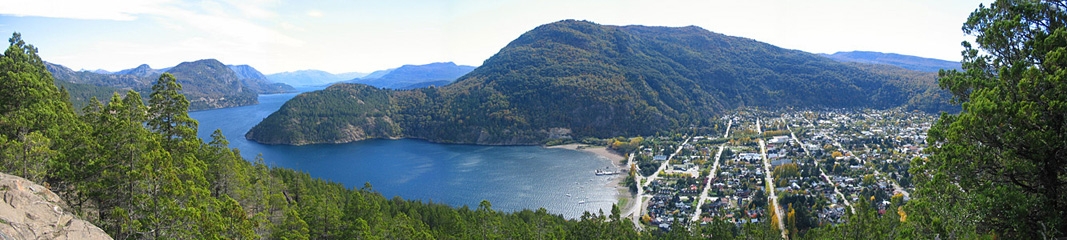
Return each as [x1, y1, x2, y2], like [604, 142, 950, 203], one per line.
[0, 0, 987, 74]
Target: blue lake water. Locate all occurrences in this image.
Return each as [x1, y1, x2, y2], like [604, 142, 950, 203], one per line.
[189, 87, 619, 218]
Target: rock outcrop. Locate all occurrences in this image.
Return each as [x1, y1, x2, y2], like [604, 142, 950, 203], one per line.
[0, 172, 112, 240]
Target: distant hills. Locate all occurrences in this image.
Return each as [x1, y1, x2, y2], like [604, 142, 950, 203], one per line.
[360, 68, 395, 80]
[228, 65, 296, 94]
[349, 62, 475, 89]
[262, 62, 473, 90]
[265, 70, 366, 87]
[246, 20, 956, 146]
[820, 51, 962, 72]
[114, 64, 163, 77]
[47, 59, 296, 111]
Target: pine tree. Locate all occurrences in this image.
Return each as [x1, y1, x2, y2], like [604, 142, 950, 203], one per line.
[147, 72, 198, 150]
[0, 32, 80, 187]
[917, 0, 1067, 238]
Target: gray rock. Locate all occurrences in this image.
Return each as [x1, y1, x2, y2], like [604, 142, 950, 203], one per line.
[0, 172, 112, 240]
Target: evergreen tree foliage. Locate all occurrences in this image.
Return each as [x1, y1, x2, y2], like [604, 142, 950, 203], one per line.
[913, 0, 1067, 238]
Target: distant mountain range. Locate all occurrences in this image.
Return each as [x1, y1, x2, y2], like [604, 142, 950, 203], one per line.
[47, 59, 296, 111]
[265, 70, 366, 87]
[360, 68, 395, 80]
[245, 20, 957, 146]
[349, 62, 475, 89]
[820, 51, 962, 72]
[228, 65, 296, 94]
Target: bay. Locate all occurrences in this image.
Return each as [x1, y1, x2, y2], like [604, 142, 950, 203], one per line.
[189, 87, 619, 219]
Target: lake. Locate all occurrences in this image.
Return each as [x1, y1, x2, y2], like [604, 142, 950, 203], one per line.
[189, 87, 620, 219]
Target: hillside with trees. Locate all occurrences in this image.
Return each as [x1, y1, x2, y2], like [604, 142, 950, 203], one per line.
[248, 20, 957, 145]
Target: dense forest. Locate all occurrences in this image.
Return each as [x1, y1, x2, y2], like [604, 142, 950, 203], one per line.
[247, 20, 956, 146]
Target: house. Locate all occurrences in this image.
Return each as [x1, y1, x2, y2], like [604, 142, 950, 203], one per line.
[738, 153, 760, 161]
[771, 159, 793, 167]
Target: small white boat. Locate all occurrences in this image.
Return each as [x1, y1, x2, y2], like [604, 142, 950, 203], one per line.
[595, 169, 620, 176]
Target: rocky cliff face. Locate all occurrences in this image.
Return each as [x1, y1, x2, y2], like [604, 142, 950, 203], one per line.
[0, 173, 112, 240]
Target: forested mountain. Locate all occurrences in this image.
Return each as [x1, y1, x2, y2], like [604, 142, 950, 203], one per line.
[47, 60, 297, 111]
[821, 51, 962, 72]
[265, 69, 366, 87]
[228, 64, 297, 94]
[350, 62, 475, 89]
[247, 20, 956, 145]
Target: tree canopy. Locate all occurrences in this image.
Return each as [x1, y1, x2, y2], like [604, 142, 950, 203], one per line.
[915, 0, 1067, 238]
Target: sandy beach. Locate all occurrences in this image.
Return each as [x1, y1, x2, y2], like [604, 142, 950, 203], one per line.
[547, 144, 634, 210]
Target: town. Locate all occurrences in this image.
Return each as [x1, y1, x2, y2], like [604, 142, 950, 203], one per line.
[613, 108, 933, 237]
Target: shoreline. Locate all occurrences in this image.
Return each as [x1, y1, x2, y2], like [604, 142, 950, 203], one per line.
[546, 144, 635, 212]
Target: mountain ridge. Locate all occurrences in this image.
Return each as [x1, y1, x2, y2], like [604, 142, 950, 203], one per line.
[820, 51, 962, 72]
[246, 20, 956, 146]
[246, 20, 955, 145]
[350, 62, 475, 89]
[265, 70, 366, 87]
[47, 60, 295, 110]
[228, 64, 297, 94]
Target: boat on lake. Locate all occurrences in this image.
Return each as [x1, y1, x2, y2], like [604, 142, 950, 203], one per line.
[595, 169, 619, 176]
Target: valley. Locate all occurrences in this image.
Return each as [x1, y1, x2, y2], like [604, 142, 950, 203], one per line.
[246, 20, 955, 146]
[615, 108, 931, 237]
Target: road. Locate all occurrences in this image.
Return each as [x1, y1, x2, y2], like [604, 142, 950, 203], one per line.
[755, 118, 788, 239]
[724, 118, 732, 138]
[691, 119, 731, 222]
[621, 153, 646, 230]
[756, 118, 762, 135]
[760, 138, 788, 240]
[787, 125, 854, 214]
[691, 144, 725, 222]
[629, 135, 690, 230]
[643, 136, 692, 188]
[862, 142, 913, 199]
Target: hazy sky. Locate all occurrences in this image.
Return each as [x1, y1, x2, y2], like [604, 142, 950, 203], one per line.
[0, 0, 987, 74]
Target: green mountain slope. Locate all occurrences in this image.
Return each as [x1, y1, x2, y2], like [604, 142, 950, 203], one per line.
[247, 20, 955, 145]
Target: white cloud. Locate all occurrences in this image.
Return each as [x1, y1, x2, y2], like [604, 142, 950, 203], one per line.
[306, 10, 323, 18]
[0, 0, 174, 20]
